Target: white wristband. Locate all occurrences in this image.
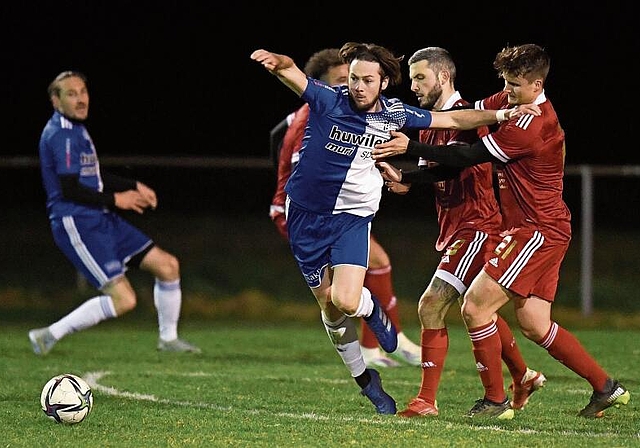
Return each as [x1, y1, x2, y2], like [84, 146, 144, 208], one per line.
[496, 109, 508, 122]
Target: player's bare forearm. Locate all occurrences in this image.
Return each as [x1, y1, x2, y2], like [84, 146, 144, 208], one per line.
[429, 109, 499, 130]
[429, 103, 541, 130]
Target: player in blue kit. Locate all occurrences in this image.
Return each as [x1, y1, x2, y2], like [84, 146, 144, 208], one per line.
[29, 70, 200, 355]
[251, 42, 522, 414]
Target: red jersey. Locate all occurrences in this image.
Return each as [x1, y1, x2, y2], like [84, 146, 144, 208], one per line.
[271, 104, 309, 210]
[269, 105, 309, 239]
[418, 93, 502, 251]
[477, 91, 571, 243]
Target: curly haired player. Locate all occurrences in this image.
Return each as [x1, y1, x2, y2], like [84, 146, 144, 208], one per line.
[269, 48, 421, 369]
[252, 42, 520, 414]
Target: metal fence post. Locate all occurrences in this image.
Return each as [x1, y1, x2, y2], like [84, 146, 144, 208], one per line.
[580, 164, 593, 316]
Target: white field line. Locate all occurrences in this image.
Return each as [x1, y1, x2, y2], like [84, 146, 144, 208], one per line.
[83, 370, 634, 439]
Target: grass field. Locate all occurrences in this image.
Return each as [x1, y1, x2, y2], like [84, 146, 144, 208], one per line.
[2, 208, 639, 446]
[1, 319, 638, 447]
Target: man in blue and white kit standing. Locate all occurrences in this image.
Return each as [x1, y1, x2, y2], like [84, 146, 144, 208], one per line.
[251, 42, 515, 414]
[29, 71, 200, 355]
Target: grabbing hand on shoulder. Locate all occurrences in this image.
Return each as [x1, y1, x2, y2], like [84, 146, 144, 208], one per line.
[504, 103, 542, 120]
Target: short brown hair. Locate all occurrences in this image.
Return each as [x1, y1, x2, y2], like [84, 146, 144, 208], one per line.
[493, 44, 550, 82]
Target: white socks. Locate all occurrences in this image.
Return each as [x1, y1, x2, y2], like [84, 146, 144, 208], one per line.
[322, 312, 366, 377]
[46, 278, 183, 342]
[154, 279, 182, 341]
[347, 287, 374, 319]
[49, 295, 116, 340]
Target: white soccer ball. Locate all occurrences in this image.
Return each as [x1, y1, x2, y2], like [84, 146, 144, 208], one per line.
[40, 373, 93, 424]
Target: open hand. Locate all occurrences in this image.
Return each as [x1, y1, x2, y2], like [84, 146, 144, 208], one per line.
[372, 130, 410, 160]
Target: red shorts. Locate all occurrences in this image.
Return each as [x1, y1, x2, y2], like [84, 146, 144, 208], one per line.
[483, 227, 569, 302]
[435, 229, 500, 295]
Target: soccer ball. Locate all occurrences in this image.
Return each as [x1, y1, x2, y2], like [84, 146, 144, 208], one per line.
[40, 373, 93, 424]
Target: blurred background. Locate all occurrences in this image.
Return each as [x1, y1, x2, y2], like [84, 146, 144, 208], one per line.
[2, 2, 639, 325]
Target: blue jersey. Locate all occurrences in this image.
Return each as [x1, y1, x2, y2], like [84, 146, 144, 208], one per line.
[39, 111, 106, 219]
[38, 110, 153, 288]
[285, 79, 433, 216]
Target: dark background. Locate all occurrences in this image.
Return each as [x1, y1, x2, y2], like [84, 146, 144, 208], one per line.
[2, 2, 639, 226]
[2, 2, 637, 164]
[2, 3, 639, 311]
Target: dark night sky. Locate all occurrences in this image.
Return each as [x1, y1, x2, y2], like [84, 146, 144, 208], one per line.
[2, 2, 638, 165]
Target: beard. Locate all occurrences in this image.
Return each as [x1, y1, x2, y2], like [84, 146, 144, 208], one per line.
[351, 97, 378, 112]
[419, 83, 442, 111]
[349, 85, 384, 112]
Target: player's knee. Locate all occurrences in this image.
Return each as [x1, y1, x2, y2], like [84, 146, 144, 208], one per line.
[157, 253, 180, 281]
[331, 290, 360, 316]
[332, 296, 356, 315]
[112, 292, 137, 315]
[418, 292, 449, 324]
[517, 322, 547, 342]
[460, 298, 477, 323]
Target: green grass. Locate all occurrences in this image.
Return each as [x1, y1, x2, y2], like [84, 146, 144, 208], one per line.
[2, 209, 639, 445]
[1, 319, 638, 447]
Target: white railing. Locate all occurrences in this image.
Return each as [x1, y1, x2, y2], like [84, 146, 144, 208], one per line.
[3, 157, 639, 316]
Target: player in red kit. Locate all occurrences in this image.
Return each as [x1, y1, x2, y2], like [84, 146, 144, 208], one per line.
[373, 43, 630, 419]
[377, 47, 543, 418]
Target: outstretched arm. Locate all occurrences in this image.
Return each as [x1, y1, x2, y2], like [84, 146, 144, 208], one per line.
[372, 131, 496, 168]
[428, 103, 540, 130]
[250, 49, 308, 96]
[373, 103, 540, 162]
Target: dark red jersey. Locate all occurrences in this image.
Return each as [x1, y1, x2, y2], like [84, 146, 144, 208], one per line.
[271, 104, 309, 211]
[477, 91, 571, 243]
[418, 95, 502, 251]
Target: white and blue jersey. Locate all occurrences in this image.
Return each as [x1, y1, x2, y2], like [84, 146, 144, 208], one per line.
[38, 111, 152, 289]
[285, 79, 433, 217]
[284, 79, 433, 288]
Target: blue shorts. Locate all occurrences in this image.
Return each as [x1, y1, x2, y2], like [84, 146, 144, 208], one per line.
[50, 212, 153, 289]
[286, 200, 372, 288]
